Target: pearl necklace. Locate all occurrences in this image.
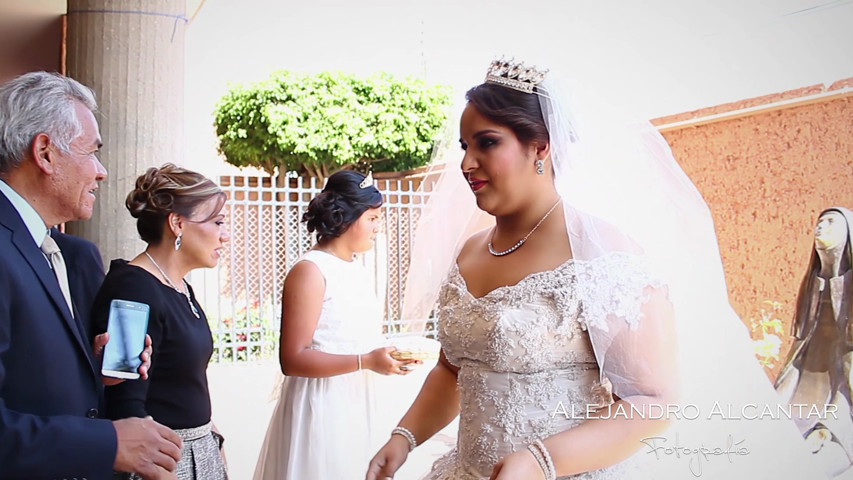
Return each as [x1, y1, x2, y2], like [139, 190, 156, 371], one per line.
[144, 251, 200, 318]
[488, 198, 561, 256]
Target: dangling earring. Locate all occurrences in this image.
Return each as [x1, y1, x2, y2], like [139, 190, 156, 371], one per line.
[535, 158, 545, 175]
[174, 232, 182, 251]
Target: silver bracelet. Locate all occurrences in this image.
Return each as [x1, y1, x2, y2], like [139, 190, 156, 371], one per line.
[528, 439, 556, 480]
[391, 426, 417, 452]
[357, 354, 362, 371]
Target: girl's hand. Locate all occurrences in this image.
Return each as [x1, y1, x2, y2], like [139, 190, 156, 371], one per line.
[364, 346, 421, 375]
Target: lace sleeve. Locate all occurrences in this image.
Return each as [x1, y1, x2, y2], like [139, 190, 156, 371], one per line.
[576, 252, 661, 332]
[577, 252, 679, 406]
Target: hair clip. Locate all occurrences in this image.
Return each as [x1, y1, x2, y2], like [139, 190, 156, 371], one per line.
[359, 171, 374, 189]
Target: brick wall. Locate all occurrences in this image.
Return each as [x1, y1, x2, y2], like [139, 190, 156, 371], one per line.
[653, 80, 853, 376]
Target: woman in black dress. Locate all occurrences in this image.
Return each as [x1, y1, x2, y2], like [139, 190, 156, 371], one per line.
[92, 163, 230, 479]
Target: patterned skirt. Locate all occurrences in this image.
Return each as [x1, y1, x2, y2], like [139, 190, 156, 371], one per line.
[115, 422, 228, 480]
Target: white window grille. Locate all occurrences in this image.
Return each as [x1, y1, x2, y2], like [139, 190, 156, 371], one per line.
[201, 173, 438, 362]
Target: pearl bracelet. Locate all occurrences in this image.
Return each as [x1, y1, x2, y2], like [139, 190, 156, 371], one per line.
[357, 354, 362, 371]
[527, 439, 556, 480]
[391, 426, 417, 452]
[527, 444, 548, 478]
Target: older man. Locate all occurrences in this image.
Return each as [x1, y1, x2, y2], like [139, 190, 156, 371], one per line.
[0, 72, 181, 479]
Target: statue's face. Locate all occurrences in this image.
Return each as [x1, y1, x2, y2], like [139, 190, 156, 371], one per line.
[815, 211, 849, 251]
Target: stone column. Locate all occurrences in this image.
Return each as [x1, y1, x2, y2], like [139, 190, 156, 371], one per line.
[64, 0, 186, 263]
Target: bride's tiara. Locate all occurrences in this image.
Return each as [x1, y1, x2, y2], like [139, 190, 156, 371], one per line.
[484, 57, 548, 94]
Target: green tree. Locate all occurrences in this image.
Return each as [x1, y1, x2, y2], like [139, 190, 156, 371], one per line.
[213, 71, 452, 179]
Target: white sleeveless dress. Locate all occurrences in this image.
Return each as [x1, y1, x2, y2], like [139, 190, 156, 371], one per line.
[253, 250, 387, 480]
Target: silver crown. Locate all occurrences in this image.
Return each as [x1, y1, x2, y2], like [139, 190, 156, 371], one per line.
[484, 58, 548, 93]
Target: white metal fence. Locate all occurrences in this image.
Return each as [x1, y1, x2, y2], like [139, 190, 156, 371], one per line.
[201, 173, 436, 363]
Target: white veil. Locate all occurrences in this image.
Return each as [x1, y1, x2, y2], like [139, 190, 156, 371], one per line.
[542, 75, 830, 478]
[403, 63, 826, 478]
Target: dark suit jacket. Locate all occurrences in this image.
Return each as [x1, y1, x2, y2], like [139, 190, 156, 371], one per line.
[0, 193, 116, 479]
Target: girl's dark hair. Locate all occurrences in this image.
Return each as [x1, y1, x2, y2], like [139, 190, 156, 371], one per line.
[303, 170, 382, 242]
[465, 83, 549, 146]
[126, 163, 226, 244]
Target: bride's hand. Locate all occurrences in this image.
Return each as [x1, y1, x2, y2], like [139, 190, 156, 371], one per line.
[490, 449, 546, 480]
[366, 435, 410, 480]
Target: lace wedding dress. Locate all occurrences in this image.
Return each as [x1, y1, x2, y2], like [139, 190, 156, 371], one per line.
[423, 255, 650, 479]
[421, 251, 823, 480]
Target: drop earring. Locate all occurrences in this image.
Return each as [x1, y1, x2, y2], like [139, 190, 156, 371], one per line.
[174, 232, 182, 251]
[535, 158, 545, 175]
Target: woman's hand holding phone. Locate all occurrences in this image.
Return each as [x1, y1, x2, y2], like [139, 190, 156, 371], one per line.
[95, 333, 153, 385]
[98, 299, 153, 384]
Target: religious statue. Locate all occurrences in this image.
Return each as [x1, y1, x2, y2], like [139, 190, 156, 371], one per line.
[776, 207, 853, 478]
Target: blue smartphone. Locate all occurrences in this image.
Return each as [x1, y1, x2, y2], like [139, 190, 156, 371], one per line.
[101, 299, 150, 380]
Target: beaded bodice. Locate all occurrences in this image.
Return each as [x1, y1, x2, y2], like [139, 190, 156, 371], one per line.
[429, 257, 644, 479]
[439, 260, 594, 373]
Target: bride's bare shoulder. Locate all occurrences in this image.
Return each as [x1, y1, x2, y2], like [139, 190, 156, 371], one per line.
[457, 227, 492, 262]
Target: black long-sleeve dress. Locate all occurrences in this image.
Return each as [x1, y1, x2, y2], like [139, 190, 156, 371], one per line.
[91, 259, 226, 479]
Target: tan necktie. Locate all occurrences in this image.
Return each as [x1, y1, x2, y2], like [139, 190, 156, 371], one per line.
[41, 234, 74, 318]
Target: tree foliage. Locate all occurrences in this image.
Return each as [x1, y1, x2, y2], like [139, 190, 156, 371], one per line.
[213, 71, 452, 179]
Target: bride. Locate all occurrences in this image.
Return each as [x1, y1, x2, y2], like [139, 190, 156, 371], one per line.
[365, 58, 827, 479]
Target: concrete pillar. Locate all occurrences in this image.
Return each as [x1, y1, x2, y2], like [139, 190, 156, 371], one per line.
[64, 0, 186, 263]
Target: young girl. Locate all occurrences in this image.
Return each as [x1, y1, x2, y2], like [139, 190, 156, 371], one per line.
[253, 170, 419, 479]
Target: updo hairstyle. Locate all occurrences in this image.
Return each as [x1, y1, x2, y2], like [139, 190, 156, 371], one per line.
[465, 83, 549, 147]
[126, 163, 226, 244]
[302, 170, 382, 242]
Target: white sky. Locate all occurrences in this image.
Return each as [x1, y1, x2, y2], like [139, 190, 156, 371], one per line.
[184, 0, 853, 172]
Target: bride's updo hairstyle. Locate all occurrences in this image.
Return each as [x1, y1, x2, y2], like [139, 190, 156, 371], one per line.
[126, 163, 226, 244]
[465, 83, 550, 147]
[303, 170, 382, 242]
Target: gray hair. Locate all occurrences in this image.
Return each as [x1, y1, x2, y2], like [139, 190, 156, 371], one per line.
[0, 71, 98, 175]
